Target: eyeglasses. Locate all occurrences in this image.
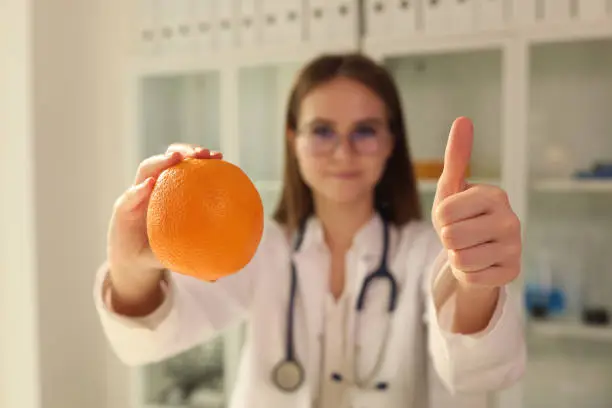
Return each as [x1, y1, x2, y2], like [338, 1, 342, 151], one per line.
[295, 121, 390, 157]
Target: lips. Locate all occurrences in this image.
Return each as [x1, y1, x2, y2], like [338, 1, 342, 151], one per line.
[330, 172, 361, 179]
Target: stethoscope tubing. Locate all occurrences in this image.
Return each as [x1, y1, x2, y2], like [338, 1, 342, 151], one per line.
[272, 217, 398, 395]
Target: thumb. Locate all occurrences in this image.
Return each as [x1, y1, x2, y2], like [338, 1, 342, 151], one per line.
[433, 117, 473, 207]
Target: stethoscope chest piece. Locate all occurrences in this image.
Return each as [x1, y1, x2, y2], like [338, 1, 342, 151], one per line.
[272, 359, 305, 392]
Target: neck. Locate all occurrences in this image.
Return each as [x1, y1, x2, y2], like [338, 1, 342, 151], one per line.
[313, 195, 375, 252]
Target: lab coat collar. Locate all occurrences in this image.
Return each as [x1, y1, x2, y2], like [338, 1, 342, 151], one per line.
[296, 211, 385, 257]
[290, 211, 389, 398]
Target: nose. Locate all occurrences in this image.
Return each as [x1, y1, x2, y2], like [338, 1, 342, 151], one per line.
[331, 136, 354, 160]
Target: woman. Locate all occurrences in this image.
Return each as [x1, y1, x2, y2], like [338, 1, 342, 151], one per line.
[94, 53, 525, 408]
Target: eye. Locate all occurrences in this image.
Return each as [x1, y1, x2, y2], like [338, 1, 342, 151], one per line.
[352, 125, 377, 138]
[312, 124, 335, 138]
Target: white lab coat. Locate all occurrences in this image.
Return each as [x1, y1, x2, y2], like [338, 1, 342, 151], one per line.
[93, 213, 526, 408]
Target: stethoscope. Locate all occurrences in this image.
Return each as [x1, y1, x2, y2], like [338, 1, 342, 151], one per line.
[271, 217, 398, 395]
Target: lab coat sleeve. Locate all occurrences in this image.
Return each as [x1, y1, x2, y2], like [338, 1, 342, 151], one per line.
[93, 219, 280, 366]
[421, 230, 527, 394]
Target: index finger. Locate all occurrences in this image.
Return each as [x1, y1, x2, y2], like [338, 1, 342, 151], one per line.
[166, 143, 223, 159]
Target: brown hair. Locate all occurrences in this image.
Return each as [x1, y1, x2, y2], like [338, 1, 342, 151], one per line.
[272, 53, 422, 233]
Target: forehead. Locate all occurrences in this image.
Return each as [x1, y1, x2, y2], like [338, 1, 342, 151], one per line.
[298, 77, 387, 124]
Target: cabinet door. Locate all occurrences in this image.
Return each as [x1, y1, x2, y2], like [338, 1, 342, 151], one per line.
[135, 72, 225, 408]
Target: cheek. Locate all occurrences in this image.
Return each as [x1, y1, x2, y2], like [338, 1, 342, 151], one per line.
[365, 156, 388, 183]
[295, 146, 324, 186]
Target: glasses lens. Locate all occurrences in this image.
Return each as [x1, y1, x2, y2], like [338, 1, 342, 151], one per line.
[351, 126, 381, 154]
[306, 125, 337, 155]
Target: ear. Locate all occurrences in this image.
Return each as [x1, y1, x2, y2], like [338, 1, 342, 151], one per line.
[286, 127, 296, 141]
[286, 128, 297, 151]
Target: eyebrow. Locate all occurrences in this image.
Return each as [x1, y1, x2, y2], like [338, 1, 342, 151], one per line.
[303, 116, 386, 127]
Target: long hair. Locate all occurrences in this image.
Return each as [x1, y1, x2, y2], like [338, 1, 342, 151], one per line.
[272, 53, 422, 233]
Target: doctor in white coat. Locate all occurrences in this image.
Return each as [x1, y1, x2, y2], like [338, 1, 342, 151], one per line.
[94, 53, 526, 408]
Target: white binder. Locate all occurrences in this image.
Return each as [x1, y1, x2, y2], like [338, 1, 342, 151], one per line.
[423, 0, 449, 35]
[476, 0, 506, 31]
[237, 0, 260, 47]
[158, 0, 194, 54]
[307, 0, 329, 43]
[390, 0, 419, 38]
[543, 0, 571, 22]
[329, 0, 358, 44]
[577, 0, 608, 20]
[366, 0, 390, 39]
[448, 0, 476, 33]
[261, 0, 283, 46]
[137, 0, 160, 55]
[194, 0, 215, 53]
[214, 0, 237, 51]
[281, 0, 304, 45]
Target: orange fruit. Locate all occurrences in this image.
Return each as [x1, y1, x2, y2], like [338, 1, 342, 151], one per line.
[147, 158, 264, 281]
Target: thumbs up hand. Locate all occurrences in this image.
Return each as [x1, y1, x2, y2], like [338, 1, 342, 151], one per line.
[432, 117, 521, 290]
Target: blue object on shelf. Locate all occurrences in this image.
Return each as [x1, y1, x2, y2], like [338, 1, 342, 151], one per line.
[525, 284, 566, 318]
[573, 162, 612, 179]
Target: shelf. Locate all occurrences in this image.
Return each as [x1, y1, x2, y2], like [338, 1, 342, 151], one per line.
[131, 41, 357, 76]
[532, 178, 612, 193]
[417, 178, 501, 193]
[364, 30, 510, 59]
[524, 20, 612, 46]
[529, 319, 612, 342]
[254, 179, 501, 195]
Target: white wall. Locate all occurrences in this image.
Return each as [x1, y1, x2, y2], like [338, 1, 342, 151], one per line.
[0, 1, 126, 407]
[0, 0, 41, 407]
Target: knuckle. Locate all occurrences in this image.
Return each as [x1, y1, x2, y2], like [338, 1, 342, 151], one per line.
[137, 155, 158, 173]
[112, 194, 128, 214]
[502, 214, 520, 236]
[507, 242, 522, 259]
[493, 187, 508, 204]
[434, 202, 454, 226]
[462, 271, 482, 285]
[450, 250, 469, 270]
[441, 226, 460, 249]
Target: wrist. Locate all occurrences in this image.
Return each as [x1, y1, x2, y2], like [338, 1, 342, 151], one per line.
[108, 263, 164, 300]
[455, 281, 500, 298]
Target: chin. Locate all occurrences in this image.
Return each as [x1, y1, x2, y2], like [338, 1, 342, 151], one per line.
[317, 184, 373, 206]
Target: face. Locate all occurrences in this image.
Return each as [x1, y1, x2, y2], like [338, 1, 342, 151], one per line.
[292, 77, 394, 206]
